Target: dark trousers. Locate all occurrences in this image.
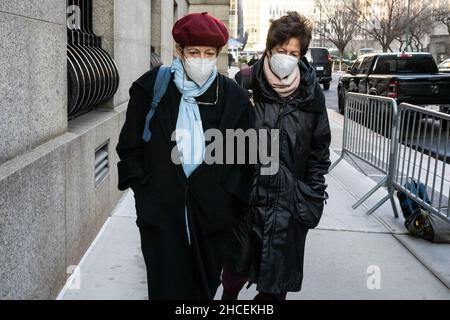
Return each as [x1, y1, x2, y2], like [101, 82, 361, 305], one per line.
[221, 269, 287, 300]
[139, 225, 200, 299]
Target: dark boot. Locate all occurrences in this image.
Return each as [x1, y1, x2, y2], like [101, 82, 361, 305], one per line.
[221, 270, 248, 300]
[254, 292, 287, 300]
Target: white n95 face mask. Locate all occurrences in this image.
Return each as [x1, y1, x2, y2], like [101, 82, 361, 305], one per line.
[269, 53, 299, 79]
[183, 58, 217, 87]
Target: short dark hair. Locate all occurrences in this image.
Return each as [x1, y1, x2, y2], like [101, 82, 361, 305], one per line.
[266, 11, 312, 57]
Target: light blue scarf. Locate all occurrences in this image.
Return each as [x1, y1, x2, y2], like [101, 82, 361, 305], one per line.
[171, 58, 218, 245]
[171, 58, 218, 178]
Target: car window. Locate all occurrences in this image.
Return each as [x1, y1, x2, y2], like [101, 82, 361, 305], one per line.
[372, 57, 393, 74]
[305, 50, 313, 63]
[359, 57, 374, 74]
[351, 57, 364, 73]
[372, 55, 438, 74]
[310, 48, 329, 62]
[438, 59, 450, 68]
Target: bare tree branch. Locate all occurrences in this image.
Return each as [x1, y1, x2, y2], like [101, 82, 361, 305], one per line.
[433, 6, 450, 35]
[348, 0, 407, 52]
[314, 0, 359, 63]
[395, 2, 435, 51]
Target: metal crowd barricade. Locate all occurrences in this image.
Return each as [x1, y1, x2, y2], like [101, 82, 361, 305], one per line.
[329, 93, 400, 217]
[393, 103, 450, 220]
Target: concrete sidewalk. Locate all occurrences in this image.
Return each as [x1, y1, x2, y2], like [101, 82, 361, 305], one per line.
[58, 108, 450, 300]
[57, 146, 450, 300]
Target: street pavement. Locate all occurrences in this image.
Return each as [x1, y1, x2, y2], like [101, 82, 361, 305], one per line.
[58, 72, 450, 300]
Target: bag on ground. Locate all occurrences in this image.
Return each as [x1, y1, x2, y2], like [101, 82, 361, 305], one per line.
[405, 208, 450, 244]
[397, 179, 431, 220]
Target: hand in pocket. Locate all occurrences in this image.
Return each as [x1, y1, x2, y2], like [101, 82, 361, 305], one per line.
[293, 180, 327, 229]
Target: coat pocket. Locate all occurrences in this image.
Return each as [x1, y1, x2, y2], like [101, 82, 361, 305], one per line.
[130, 173, 161, 229]
[129, 171, 151, 194]
[293, 180, 328, 229]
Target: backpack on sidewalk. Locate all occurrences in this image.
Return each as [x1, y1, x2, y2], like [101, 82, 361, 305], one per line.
[398, 178, 450, 244]
[397, 179, 431, 220]
[142, 65, 172, 142]
[405, 208, 450, 244]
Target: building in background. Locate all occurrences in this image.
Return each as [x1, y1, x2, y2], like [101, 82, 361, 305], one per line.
[229, 0, 245, 39]
[241, 0, 315, 52]
[310, 0, 376, 53]
[152, 0, 189, 65]
[310, 0, 449, 58]
[235, 0, 449, 57]
[415, 0, 450, 62]
[229, 0, 247, 60]
[240, 0, 264, 51]
[268, 0, 316, 50]
[0, 0, 228, 300]
[268, 0, 315, 20]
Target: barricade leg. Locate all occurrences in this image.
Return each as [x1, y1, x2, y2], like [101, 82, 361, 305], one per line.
[352, 176, 387, 210]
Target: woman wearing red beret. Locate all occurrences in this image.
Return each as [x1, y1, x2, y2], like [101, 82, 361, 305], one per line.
[222, 12, 331, 300]
[116, 12, 254, 299]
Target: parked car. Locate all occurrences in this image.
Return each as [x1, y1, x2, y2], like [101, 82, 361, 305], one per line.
[337, 52, 450, 115]
[438, 59, 450, 73]
[330, 55, 352, 69]
[305, 47, 333, 90]
[330, 54, 352, 64]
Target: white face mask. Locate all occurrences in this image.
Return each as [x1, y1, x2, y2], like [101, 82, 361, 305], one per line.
[269, 53, 299, 79]
[183, 57, 217, 87]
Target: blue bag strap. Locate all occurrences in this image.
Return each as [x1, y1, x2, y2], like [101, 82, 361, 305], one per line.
[417, 181, 431, 205]
[142, 65, 172, 142]
[405, 179, 418, 214]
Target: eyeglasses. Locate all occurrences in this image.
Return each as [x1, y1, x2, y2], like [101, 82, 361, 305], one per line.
[183, 49, 218, 59]
[196, 79, 219, 106]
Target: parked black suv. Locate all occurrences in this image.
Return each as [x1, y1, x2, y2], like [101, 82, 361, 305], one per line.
[306, 47, 333, 90]
[337, 52, 450, 114]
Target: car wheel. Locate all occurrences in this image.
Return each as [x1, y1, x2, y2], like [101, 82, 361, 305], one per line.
[323, 82, 330, 91]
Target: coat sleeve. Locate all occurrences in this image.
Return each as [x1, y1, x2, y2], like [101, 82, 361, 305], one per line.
[222, 100, 256, 206]
[115, 82, 151, 191]
[234, 70, 242, 84]
[303, 107, 332, 198]
[293, 107, 331, 229]
[234, 68, 253, 90]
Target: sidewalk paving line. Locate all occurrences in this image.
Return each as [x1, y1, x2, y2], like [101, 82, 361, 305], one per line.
[315, 227, 396, 235]
[328, 151, 450, 290]
[56, 216, 113, 300]
[56, 151, 450, 299]
[393, 234, 450, 290]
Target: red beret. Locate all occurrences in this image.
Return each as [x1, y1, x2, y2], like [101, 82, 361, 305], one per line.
[172, 12, 229, 48]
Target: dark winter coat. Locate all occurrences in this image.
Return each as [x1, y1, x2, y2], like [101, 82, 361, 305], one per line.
[225, 55, 332, 294]
[116, 66, 254, 299]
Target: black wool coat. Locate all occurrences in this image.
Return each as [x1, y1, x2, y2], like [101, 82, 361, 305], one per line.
[225, 55, 332, 294]
[116, 66, 254, 299]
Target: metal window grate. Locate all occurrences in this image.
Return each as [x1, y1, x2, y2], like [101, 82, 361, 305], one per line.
[66, 0, 120, 120]
[95, 142, 109, 187]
